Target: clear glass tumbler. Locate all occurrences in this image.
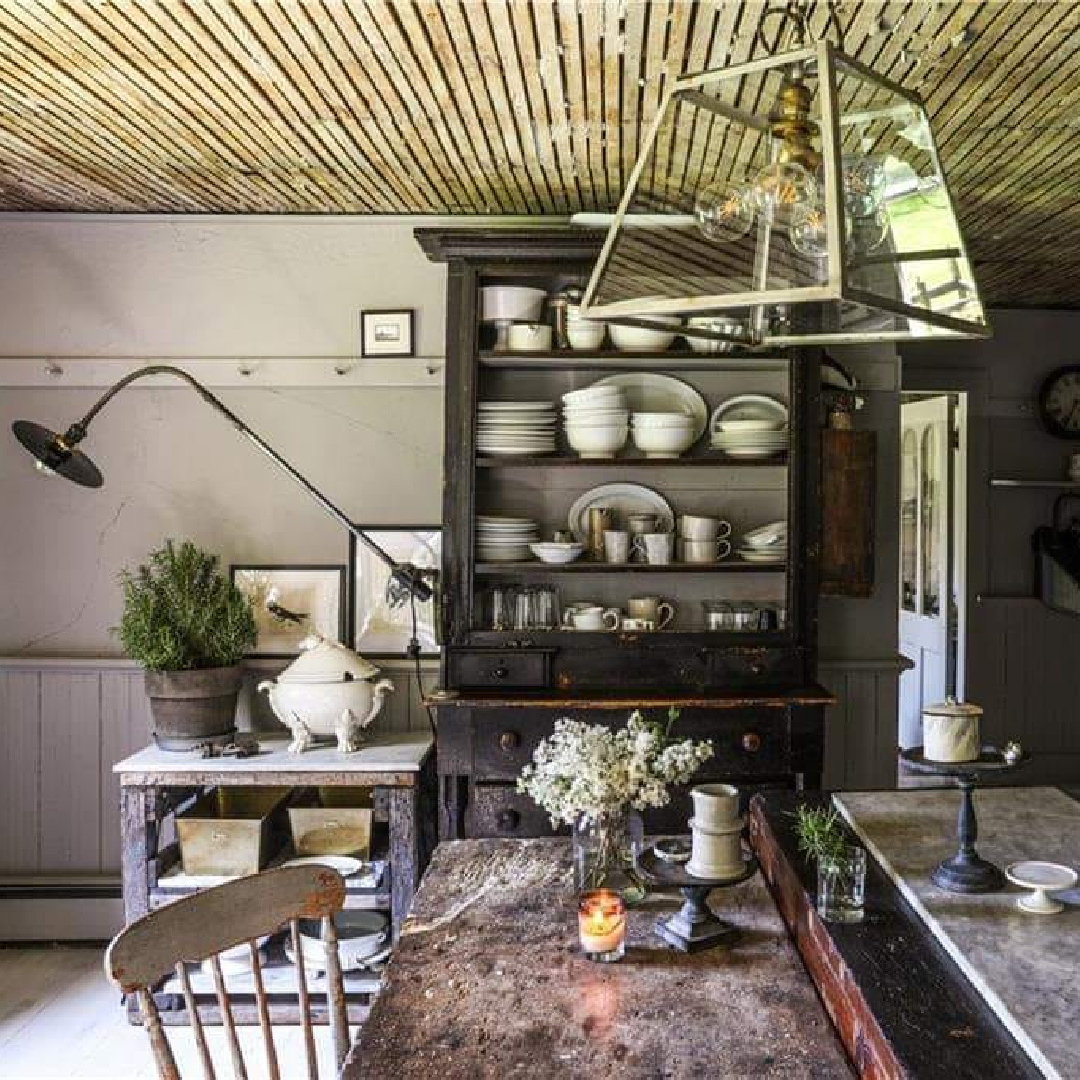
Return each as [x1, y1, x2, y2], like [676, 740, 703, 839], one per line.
[816, 844, 867, 923]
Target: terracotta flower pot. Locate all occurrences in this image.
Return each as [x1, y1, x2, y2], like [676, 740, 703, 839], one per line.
[144, 665, 243, 751]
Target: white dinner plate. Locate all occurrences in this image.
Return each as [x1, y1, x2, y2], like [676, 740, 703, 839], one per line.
[568, 483, 675, 543]
[478, 401, 556, 411]
[592, 374, 708, 442]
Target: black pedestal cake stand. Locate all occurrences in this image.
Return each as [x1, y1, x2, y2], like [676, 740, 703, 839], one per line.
[638, 847, 758, 952]
[899, 746, 1030, 893]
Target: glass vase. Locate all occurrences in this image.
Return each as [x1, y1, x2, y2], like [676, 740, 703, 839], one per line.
[816, 844, 867, 923]
[572, 808, 644, 902]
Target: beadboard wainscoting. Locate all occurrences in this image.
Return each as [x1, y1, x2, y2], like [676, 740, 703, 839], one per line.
[0, 656, 435, 940]
[819, 659, 905, 791]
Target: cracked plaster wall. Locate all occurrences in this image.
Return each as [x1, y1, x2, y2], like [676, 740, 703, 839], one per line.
[0, 216, 447, 654]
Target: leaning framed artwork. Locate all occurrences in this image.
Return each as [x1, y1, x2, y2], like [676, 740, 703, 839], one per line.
[349, 527, 441, 656]
[360, 309, 415, 358]
[230, 564, 347, 658]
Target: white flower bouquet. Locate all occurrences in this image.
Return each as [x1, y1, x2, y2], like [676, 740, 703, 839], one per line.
[517, 709, 714, 827]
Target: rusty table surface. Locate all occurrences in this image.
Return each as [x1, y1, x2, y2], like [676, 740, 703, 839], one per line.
[343, 838, 851, 1079]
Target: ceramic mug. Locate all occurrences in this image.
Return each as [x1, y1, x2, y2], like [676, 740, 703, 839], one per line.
[620, 616, 655, 632]
[631, 532, 674, 565]
[677, 515, 733, 541]
[680, 538, 733, 563]
[627, 596, 675, 629]
[691, 783, 741, 830]
[507, 323, 553, 352]
[562, 604, 620, 631]
[603, 529, 631, 564]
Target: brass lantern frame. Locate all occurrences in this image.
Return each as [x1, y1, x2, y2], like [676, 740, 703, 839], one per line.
[579, 41, 990, 346]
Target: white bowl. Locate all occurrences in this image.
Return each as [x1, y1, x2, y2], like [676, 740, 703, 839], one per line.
[508, 323, 553, 352]
[609, 320, 680, 353]
[566, 304, 605, 328]
[686, 316, 744, 354]
[567, 325, 606, 351]
[564, 409, 630, 424]
[562, 385, 625, 406]
[529, 542, 585, 565]
[631, 412, 694, 429]
[630, 425, 696, 459]
[481, 286, 547, 323]
[566, 423, 629, 459]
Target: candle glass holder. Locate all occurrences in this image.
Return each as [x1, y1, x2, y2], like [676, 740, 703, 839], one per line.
[578, 889, 626, 963]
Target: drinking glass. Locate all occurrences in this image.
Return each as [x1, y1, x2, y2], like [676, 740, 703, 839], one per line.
[513, 587, 536, 631]
[532, 586, 560, 629]
[489, 586, 517, 631]
[816, 844, 867, 923]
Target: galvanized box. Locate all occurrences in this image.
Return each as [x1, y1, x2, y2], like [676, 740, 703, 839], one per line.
[177, 787, 290, 877]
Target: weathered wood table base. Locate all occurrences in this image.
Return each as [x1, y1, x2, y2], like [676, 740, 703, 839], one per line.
[344, 838, 851, 1079]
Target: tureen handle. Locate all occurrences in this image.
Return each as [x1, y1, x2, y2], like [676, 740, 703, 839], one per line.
[362, 678, 395, 728]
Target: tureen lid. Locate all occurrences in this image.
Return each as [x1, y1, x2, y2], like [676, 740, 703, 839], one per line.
[277, 636, 380, 683]
[923, 696, 982, 719]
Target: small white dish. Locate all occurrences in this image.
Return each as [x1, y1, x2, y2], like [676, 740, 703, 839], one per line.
[529, 542, 585, 565]
[1005, 860, 1077, 914]
[282, 855, 366, 877]
[609, 320, 680, 353]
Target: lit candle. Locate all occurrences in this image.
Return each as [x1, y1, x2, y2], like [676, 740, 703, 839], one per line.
[578, 889, 626, 962]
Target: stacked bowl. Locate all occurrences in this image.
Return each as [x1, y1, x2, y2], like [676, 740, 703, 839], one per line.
[709, 395, 789, 459]
[476, 515, 539, 563]
[477, 400, 557, 457]
[566, 304, 607, 351]
[737, 521, 787, 565]
[562, 385, 629, 459]
[630, 412, 696, 459]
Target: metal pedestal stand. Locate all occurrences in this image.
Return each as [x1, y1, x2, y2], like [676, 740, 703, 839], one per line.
[638, 848, 758, 952]
[899, 746, 1030, 894]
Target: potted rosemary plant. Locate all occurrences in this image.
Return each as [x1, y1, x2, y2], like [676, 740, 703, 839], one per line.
[517, 709, 713, 898]
[117, 540, 257, 751]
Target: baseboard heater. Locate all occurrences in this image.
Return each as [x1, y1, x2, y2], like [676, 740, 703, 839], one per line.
[0, 877, 123, 942]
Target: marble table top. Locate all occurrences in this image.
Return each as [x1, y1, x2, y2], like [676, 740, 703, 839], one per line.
[343, 837, 851, 1079]
[836, 786, 1080, 1080]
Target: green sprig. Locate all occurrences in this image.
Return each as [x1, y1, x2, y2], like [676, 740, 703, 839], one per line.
[792, 804, 847, 866]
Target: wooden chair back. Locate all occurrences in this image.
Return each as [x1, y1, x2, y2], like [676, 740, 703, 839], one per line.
[105, 864, 349, 1080]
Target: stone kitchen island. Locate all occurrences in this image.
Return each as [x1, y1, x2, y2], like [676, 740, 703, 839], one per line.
[343, 838, 850, 1078]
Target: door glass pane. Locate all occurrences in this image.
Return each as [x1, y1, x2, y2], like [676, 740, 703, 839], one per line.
[900, 428, 917, 612]
[921, 426, 941, 617]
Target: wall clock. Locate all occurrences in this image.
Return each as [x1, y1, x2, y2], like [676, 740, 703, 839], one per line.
[1038, 366, 1080, 439]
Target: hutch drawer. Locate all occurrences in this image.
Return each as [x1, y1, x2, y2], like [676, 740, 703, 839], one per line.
[468, 783, 558, 838]
[447, 648, 551, 690]
[707, 648, 804, 688]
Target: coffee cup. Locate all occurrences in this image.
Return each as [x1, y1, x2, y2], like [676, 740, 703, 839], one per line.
[627, 596, 675, 629]
[603, 529, 630, 564]
[678, 515, 733, 541]
[631, 532, 674, 565]
[679, 538, 732, 563]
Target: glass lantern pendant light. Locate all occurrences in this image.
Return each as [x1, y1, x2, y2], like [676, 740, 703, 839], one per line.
[579, 1, 990, 346]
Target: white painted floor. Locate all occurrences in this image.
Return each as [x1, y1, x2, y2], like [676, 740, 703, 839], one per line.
[0, 946, 339, 1079]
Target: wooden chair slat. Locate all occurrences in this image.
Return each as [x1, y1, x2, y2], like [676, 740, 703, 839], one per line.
[290, 918, 320, 1080]
[248, 940, 281, 1080]
[208, 954, 248, 1080]
[321, 916, 350, 1068]
[137, 987, 180, 1080]
[175, 961, 216, 1080]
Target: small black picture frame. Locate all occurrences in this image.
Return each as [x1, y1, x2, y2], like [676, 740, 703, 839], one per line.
[230, 564, 347, 658]
[360, 308, 415, 358]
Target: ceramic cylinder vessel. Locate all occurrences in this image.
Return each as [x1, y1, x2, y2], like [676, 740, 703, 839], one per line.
[923, 698, 981, 762]
[687, 784, 743, 878]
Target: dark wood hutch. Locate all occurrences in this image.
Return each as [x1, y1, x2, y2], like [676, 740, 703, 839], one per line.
[416, 226, 833, 841]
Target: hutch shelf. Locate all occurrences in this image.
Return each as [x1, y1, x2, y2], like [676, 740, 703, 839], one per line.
[417, 226, 833, 841]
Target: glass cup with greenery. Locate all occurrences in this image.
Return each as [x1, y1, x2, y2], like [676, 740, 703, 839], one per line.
[793, 805, 867, 924]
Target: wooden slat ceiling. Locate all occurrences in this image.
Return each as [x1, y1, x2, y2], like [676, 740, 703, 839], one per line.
[0, 1, 1078, 307]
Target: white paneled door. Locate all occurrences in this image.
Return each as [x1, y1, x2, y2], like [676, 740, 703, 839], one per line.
[899, 396, 956, 747]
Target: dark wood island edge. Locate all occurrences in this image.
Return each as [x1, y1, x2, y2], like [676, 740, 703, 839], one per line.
[748, 791, 1041, 1080]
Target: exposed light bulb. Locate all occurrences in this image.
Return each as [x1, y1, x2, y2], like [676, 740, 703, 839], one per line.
[694, 180, 755, 242]
[843, 155, 886, 219]
[789, 204, 829, 260]
[849, 208, 890, 254]
[752, 161, 817, 222]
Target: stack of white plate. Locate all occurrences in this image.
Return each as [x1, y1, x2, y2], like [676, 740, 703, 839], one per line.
[737, 521, 788, 565]
[562, 385, 629, 459]
[710, 394, 789, 459]
[477, 400, 557, 457]
[476, 515, 539, 562]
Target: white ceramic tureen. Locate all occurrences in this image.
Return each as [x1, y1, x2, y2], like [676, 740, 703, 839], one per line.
[258, 636, 393, 754]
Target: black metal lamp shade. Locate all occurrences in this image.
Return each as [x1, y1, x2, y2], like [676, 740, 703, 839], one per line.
[12, 420, 104, 488]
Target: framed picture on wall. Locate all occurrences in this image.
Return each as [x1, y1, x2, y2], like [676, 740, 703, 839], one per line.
[349, 527, 441, 657]
[360, 309, 415, 357]
[230, 565, 347, 658]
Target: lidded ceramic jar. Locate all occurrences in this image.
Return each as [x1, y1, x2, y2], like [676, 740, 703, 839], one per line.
[922, 697, 981, 763]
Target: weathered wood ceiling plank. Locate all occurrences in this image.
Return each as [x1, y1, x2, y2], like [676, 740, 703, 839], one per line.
[0, 0, 1076, 305]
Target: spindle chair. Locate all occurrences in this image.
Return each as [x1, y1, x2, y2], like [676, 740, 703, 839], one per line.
[105, 864, 350, 1080]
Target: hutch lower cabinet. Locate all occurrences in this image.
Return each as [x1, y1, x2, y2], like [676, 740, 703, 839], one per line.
[417, 227, 833, 841]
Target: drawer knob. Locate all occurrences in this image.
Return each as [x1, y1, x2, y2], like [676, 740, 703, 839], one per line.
[741, 731, 762, 753]
[497, 809, 520, 832]
[498, 730, 520, 752]
[492, 664, 510, 679]
[750, 661, 766, 676]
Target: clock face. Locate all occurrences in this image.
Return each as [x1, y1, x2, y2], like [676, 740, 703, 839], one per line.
[1039, 366, 1080, 440]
